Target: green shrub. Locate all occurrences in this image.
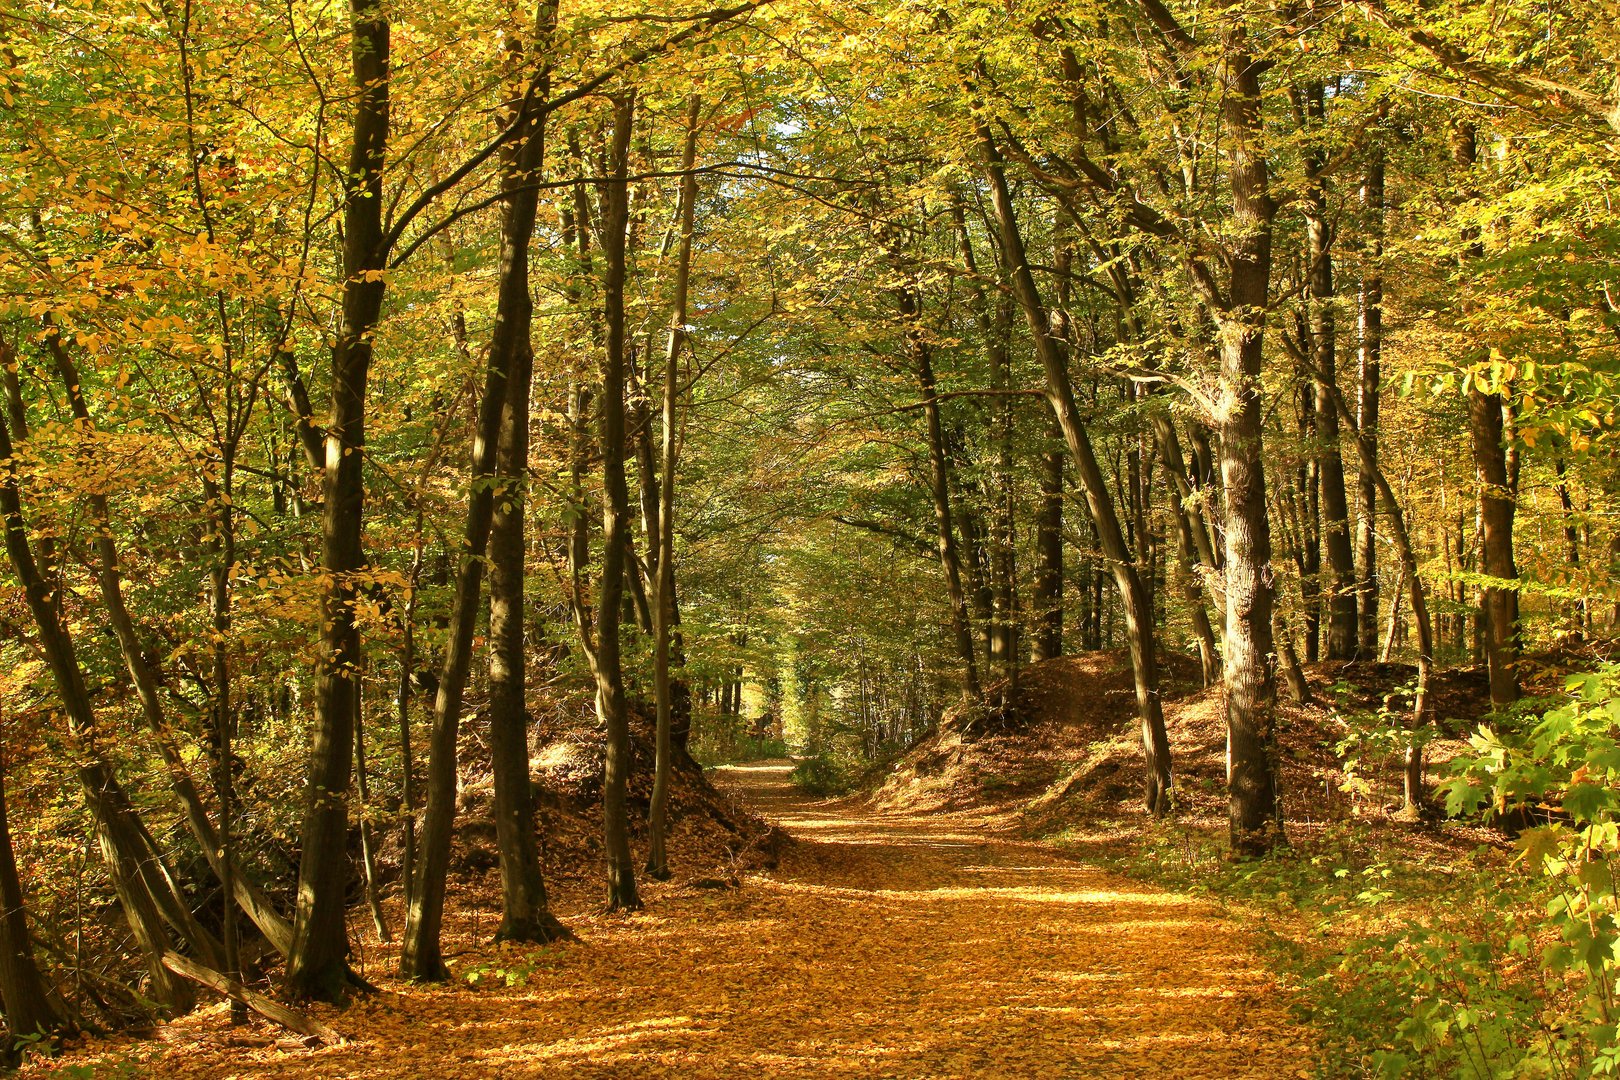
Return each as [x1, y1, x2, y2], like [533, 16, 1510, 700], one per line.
[790, 754, 851, 795]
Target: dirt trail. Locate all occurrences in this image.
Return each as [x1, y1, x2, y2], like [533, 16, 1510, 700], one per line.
[33, 760, 1312, 1079]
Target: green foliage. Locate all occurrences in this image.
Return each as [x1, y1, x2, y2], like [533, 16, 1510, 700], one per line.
[790, 753, 853, 796]
[1106, 819, 1576, 1078]
[1442, 666, 1620, 1071]
[690, 735, 791, 768]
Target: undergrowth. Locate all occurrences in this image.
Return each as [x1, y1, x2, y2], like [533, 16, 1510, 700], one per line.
[1096, 819, 1577, 1078]
[789, 753, 854, 795]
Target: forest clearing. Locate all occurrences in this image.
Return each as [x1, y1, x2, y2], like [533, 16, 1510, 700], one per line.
[2, 0, 1619, 1076]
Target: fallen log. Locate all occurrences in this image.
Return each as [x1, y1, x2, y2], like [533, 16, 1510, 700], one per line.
[160, 952, 343, 1045]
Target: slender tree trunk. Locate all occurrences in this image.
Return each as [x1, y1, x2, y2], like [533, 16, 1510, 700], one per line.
[402, 23, 561, 977]
[1032, 426, 1064, 662]
[900, 282, 981, 700]
[352, 676, 389, 943]
[979, 123, 1172, 812]
[395, 545, 422, 913]
[37, 339, 293, 957]
[594, 94, 642, 912]
[1450, 121, 1519, 706]
[0, 420, 195, 1014]
[1295, 380, 1322, 663]
[1471, 385, 1520, 705]
[1356, 137, 1384, 658]
[1154, 421, 1220, 685]
[288, 0, 390, 1003]
[648, 97, 701, 882]
[1301, 83, 1358, 660]
[1554, 452, 1587, 636]
[206, 472, 246, 1024]
[1318, 362, 1436, 815]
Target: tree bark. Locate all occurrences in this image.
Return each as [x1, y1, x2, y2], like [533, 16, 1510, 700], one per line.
[487, 5, 569, 946]
[899, 282, 981, 700]
[288, 0, 390, 1003]
[593, 94, 642, 912]
[1213, 13, 1283, 856]
[1356, 136, 1384, 658]
[0, 736, 68, 1047]
[979, 123, 1172, 813]
[647, 97, 701, 882]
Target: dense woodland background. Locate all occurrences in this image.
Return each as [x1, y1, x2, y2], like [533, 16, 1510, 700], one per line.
[1, 0, 1619, 1074]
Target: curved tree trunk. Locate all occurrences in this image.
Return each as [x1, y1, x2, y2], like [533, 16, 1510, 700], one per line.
[979, 123, 1172, 813]
[0, 419, 196, 1014]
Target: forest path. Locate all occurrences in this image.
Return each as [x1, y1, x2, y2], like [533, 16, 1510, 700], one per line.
[40, 761, 1312, 1079]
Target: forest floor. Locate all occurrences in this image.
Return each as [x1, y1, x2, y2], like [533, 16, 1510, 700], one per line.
[26, 759, 1314, 1079]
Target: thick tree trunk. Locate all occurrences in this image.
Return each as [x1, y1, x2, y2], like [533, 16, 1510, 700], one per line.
[1215, 17, 1284, 856]
[488, 9, 568, 945]
[288, 0, 390, 1003]
[979, 125, 1172, 813]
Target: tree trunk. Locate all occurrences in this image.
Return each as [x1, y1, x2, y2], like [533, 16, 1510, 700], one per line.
[1032, 428, 1064, 662]
[1317, 359, 1436, 816]
[594, 93, 642, 912]
[1450, 121, 1519, 707]
[1356, 137, 1384, 659]
[1214, 16, 1284, 856]
[1471, 385, 1520, 706]
[288, 0, 390, 1003]
[1154, 419, 1220, 685]
[0, 738, 68, 1048]
[37, 339, 293, 957]
[1301, 83, 1358, 660]
[487, 7, 569, 946]
[350, 676, 388, 944]
[979, 124, 1172, 813]
[0, 420, 195, 1014]
[648, 97, 701, 882]
[900, 282, 981, 700]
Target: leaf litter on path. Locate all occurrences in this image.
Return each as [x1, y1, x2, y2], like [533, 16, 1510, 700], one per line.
[28, 759, 1313, 1079]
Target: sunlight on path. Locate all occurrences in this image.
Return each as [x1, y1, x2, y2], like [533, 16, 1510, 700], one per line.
[42, 760, 1312, 1079]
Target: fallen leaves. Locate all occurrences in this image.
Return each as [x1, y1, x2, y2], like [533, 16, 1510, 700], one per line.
[24, 761, 1313, 1078]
